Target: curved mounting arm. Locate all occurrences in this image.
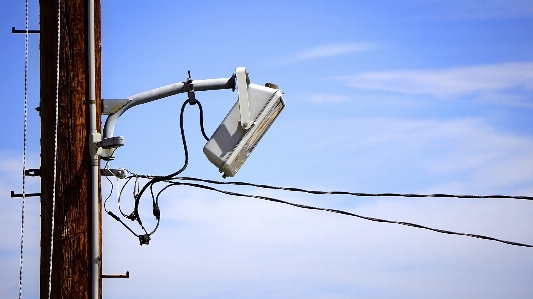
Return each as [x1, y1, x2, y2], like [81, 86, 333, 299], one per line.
[102, 76, 235, 140]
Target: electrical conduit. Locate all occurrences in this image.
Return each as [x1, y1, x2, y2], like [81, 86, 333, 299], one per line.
[87, 0, 100, 298]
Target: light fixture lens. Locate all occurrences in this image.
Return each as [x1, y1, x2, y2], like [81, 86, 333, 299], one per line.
[203, 84, 285, 178]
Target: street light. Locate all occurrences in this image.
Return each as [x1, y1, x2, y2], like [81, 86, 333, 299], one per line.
[203, 67, 285, 178]
[99, 67, 285, 177]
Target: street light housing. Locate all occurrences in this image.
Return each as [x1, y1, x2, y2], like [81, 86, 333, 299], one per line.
[203, 72, 285, 178]
[100, 67, 285, 178]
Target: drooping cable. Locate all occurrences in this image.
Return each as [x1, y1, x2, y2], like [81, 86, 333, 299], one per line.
[101, 149, 143, 240]
[18, 1, 30, 298]
[161, 181, 533, 248]
[100, 83, 533, 249]
[173, 177, 533, 201]
[48, 1, 61, 298]
[127, 99, 190, 228]
[118, 177, 133, 217]
[131, 99, 211, 223]
[104, 98, 210, 243]
[113, 170, 533, 247]
[197, 100, 210, 141]
[103, 158, 114, 213]
[132, 99, 189, 216]
[105, 178, 140, 238]
[108, 96, 533, 248]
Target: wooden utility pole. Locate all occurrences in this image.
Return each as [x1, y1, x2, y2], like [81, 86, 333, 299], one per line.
[40, 1, 102, 298]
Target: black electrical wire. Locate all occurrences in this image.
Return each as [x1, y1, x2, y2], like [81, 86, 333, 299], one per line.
[104, 97, 533, 247]
[103, 163, 114, 213]
[159, 181, 533, 248]
[171, 177, 533, 201]
[121, 98, 210, 241]
[118, 177, 134, 217]
[117, 171, 533, 247]
[127, 99, 189, 226]
[197, 100, 210, 141]
[102, 158, 143, 240]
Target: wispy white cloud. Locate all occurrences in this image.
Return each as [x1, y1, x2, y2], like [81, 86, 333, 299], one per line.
[99, 161, 533, 299]
[287, 116, 533, 195]
[280, 43, 376, 64]
[305, 94, 350, 104]
[423, 123, 533, 193]
[88, 114, 533, 299]
[341, 62, 533, 104]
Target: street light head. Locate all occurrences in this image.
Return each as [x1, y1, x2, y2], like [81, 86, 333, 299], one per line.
[203, 69, 285, 178]
[100, 66, 284, 178]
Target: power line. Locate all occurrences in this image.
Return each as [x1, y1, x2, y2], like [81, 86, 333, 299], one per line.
[173, 177, 533, 201]
[100, 90, 533, 248]
[103, 170, 533, 248]
[162, 181, 533, 248]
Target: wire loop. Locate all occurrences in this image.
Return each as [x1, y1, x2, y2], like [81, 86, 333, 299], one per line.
[100, 94, 533, 248]
[103, 97, 210, 243]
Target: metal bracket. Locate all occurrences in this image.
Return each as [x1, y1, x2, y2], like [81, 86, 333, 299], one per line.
[236, 67, 252, 130]
[97, 136, 125, 149]
[97, 136, 125, 161]
[25, 168, 41, 177]
[102, 99, 130, 115]
[186, 70, 196, 105]
[102, 271, 129, 279]
[89, 132, 103, 158]
[12, 27, 40, 34]
[100, 168, 127, 179]
[10, 191, 41, 198]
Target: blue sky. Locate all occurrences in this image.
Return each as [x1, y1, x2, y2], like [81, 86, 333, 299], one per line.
[1, 0, 533, 298]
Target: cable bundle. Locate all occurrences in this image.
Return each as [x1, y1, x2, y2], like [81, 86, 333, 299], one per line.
[102, 98, 533, 248]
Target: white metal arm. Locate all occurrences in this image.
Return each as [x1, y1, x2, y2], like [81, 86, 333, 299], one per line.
[102, 77, 235, 140]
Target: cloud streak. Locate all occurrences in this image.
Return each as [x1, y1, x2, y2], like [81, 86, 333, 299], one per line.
[305, 94, 350, 104]
[281, 43, 376, 64]
[285, 116, 533, 195]
[99, 175, 533, 299]
[341, 62, 533, 102]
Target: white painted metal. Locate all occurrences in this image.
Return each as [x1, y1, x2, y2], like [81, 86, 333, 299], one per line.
[102, 77, 234, 141]
[203, 84, 285, 178]
[236, 67, 252, 130]
[87, 0, 100, 298]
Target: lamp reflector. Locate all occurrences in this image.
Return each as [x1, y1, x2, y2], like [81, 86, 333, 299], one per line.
[203, 84, 285, 178]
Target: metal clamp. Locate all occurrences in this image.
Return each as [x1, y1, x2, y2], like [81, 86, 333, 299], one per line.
[98, 136, 125, 149]
[236, 67, 252, 130]
[100, 168, 127, 179]
[186, 70, 196, 105]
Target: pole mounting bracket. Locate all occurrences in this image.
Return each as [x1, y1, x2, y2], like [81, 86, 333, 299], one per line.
[25, 168, 41, 177]
[10, 191, 41, 198]
[12, 27, 40, 34]
[102, 271, 130, 279]
[236, 67, 252, 130]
